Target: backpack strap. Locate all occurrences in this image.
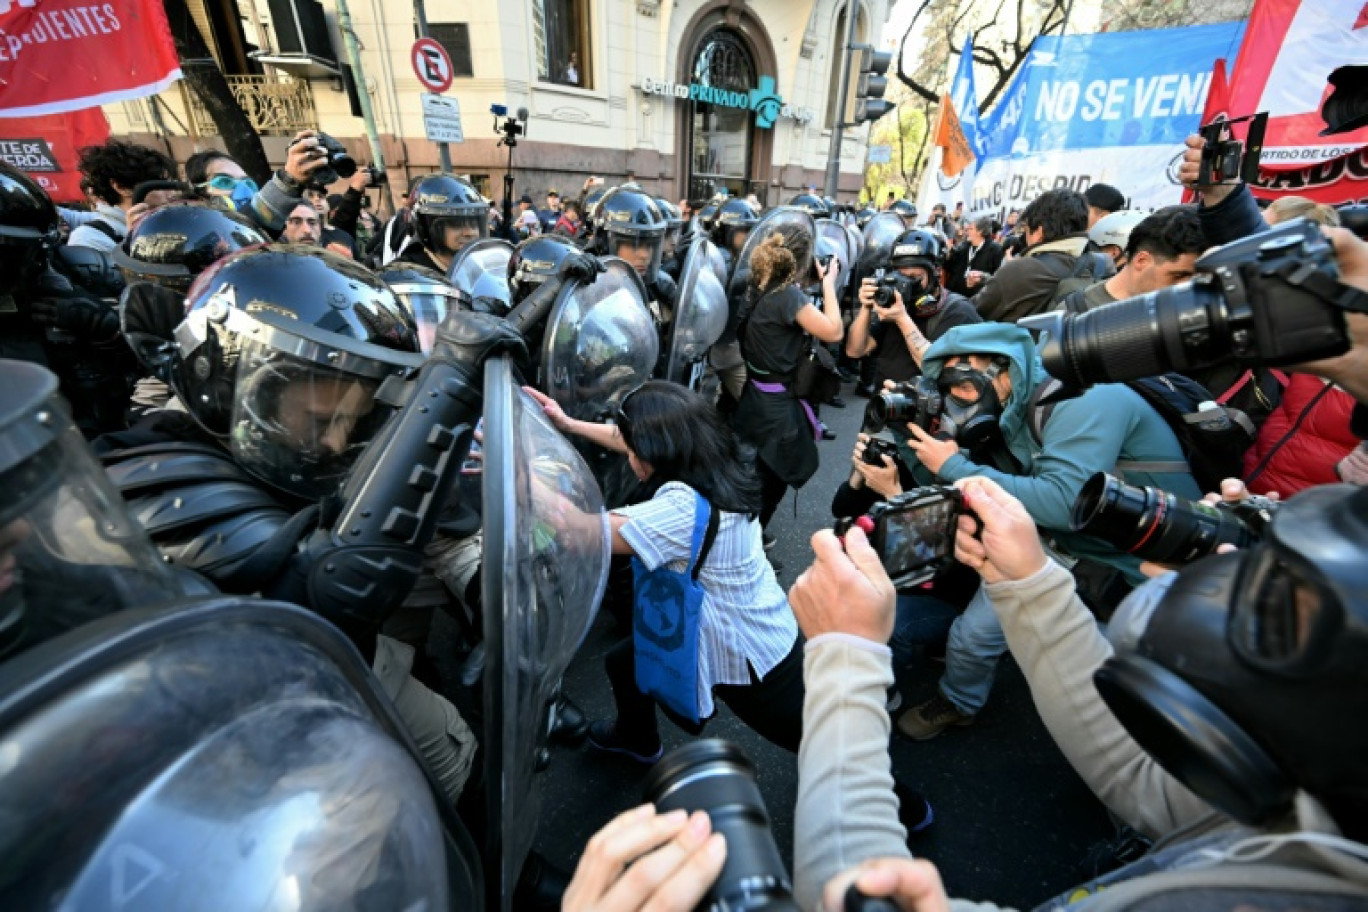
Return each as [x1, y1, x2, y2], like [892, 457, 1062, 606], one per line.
[687, 493, 722, 581]
[1027, 378, 1065, 446]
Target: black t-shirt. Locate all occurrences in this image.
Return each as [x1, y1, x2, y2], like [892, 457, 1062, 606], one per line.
[868, 291, 981, 385]
[740, 284, 810, 380]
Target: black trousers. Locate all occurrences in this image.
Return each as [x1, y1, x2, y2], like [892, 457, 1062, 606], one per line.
[604, 635, 806, 754]
[757, 459, 791, 530]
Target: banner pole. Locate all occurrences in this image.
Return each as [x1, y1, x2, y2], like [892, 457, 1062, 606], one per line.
[334, 0, 395, 212]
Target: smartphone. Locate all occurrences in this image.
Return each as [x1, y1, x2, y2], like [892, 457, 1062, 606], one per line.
[835, 486, 968, 587]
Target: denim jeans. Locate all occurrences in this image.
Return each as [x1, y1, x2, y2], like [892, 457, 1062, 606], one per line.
[938, 584, 1007, 716]
[890, 591, 961, 674]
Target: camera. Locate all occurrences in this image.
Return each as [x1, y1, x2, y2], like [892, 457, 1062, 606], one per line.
[364, 165, 387, 186]
[293, 131, 356, 187]
[862, 436, 901, 467]
[1021, 218, 1363, 390]
[835, 486, 967, 588]
[863, 376, 942, 435]
[871, 268, 913, 309]
[1071, 472, 1278, 565]
[1197, 113, 1267, 186]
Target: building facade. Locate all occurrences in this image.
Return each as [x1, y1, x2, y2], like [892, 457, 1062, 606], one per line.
[105, 0, 890, 207]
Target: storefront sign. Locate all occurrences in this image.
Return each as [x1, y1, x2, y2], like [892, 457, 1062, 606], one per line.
[640, 75, 815, 128]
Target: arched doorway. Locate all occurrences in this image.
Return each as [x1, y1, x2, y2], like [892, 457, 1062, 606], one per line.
[686, 28, 755, 203]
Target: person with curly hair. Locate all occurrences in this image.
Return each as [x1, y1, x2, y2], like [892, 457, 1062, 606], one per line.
[68, 140, 174, 253]
[732, 229, 844, 530]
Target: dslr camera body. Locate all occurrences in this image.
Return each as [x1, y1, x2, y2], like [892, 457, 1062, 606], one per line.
[1023, 218, 1368, 389]
[862, 376, 942, 435]
[862, 436, 901, 467]
[871, 268, 916, 309]
[291, 131, 357, 188]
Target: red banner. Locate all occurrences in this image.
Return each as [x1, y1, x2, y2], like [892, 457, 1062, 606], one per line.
[0, 109, 110, 202]
[0, 0, 181, 116]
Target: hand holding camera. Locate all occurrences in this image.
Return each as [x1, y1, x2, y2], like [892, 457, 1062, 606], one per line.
[905, 422, 960, 476]
[952, 478, 1048, 585]
[790, 526, 896, 643]
[852, 435, 904, 499]
[833, 486, 969, 589]
[286, 130, 356, 188]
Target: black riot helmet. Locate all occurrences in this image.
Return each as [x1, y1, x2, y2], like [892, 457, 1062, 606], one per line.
[411, 173, 488, 259]
[696, 197, 722, 235]
[376, 261, 464, 355]
[889, 199, 919, 227]
[856, 206, 878, 229]
[0, 359, 188, 660]
[507, 233, 582, 304]
[712, 198, 759, 255]
[111, 202, 268, 293]
[595, 186, 666, 276]
[888, 228, 946, 297]
[1097, 484, 1368, 838]
[172, 246, 421, 499]
[0, 162, 59, 295]
[788, 193, 831, 220]
[582, 184, 612, 233]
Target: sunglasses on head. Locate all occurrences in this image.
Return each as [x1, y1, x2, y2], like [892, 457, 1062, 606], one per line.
[613, 382, 647, 441]
[199, 174, 259, 194]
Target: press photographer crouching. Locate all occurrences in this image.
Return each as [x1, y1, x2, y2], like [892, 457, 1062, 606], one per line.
[848, 322, 1201, 740]
[789, 477, 1368, 911]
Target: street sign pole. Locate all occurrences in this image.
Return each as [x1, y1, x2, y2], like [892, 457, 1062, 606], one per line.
[823, 5, 861, 199]
[413, 0, 452, 173]
[334, 0, 394, 211]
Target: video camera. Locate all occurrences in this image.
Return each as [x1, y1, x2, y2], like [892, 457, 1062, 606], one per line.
[491, 104, 529, 146]
[835, 486, 969, 588]
[1020, 218, 1368, 390]
[1197, 113, 1268, 186]
[1072, 472, 1278, 566]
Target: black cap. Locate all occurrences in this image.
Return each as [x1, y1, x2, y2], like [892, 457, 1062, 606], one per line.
[519, 193, 534, 204]
[1321, 65, 1368, 136]
[1085, 183, 1126, 213]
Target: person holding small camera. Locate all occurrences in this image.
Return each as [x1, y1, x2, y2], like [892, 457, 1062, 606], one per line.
[846, 228, 980, 393]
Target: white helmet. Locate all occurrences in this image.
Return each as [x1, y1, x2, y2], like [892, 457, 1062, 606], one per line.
[1088, 209, 1149, 253]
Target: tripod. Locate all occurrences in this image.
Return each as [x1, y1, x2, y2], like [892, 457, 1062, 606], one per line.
[493, 106, 528, 243]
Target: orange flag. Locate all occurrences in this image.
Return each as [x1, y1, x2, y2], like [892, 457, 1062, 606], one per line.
[933, 93, 976, 178]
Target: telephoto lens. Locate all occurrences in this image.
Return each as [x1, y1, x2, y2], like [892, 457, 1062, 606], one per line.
[1071, 472, 1263, 565]
[644, 740, 800, 912]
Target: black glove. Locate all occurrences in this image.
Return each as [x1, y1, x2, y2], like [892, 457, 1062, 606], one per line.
[648, 270, 678, 310]
[29, 293, 121, 342]
[558, 252, 604, 283]
[120, 282, 185, 376]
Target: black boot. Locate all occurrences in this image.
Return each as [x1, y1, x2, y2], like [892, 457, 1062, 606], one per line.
[550, 694, 590, 746]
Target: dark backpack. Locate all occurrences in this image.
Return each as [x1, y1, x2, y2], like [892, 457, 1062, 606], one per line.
[1028, 374, 1257, 492]
[1046, 251, 1112, 308]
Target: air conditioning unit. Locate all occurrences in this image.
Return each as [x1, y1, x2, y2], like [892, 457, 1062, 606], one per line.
[252, 0, 340, 78]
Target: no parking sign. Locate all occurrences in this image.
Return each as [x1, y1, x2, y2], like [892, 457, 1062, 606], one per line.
[411, 38, 453, 94]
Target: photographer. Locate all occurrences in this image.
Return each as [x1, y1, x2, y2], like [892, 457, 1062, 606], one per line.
[973, 189, 1114, 323]
[888, 322, 1201, 740]
[845, 229, 980, 390]
[323, 166, 378, 248]
[1054, 206, 1205, 315]
[789, 477, 1368, 911]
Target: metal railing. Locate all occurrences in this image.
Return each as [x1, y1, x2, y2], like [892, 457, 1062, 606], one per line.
[182, 74, 318, 137]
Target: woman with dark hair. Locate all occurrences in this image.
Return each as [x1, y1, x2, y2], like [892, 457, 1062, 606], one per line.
[734, 229, 844, 531]
[524, 380, 805, 760]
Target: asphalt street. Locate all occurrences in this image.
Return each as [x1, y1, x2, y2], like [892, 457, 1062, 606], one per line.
[515, 382, 1115, 908]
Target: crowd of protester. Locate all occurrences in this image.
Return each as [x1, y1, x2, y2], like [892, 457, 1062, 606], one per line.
[0, 106, 1366, 912]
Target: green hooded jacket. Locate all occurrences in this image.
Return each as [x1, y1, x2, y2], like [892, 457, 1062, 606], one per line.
[907, 322, 1203, 581]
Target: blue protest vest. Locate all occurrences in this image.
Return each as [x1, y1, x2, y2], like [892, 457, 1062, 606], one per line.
[631, 492, 719, 724]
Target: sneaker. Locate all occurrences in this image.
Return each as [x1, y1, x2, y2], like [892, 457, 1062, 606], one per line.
[896, 693, 975, 741]
[587, 721, 663, 764]
[893, 778, 935, 835]
[885, 689, 903, 714]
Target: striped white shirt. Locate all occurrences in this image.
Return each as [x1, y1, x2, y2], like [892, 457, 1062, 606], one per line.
[615, 481, 799, 718]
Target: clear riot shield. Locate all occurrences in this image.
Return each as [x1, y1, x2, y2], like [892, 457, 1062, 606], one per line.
[0, 596, 480, 910]
[817, 218, 855, 297]
[845, 223, 865, 269]
[727, 206, 816, 303]
[448, 238, 515, 317]
[481, 355, 610, 910]
[541, 257, 659, 421]
[855, 211, 906, 285]
[665, 237, 729, 387]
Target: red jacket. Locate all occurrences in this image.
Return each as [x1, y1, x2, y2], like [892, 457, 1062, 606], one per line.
[1243, 374, 1358, 496]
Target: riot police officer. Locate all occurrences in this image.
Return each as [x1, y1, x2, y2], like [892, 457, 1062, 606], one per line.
[711, 197, 759, 279]
[654, 196, 687, 279]
[591, 186, 677, 318]
[788, 191, 831, 221]
[400, 173, 490, 273]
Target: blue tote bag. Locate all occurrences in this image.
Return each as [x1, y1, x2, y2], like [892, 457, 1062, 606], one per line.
[631, 493, 720, 724]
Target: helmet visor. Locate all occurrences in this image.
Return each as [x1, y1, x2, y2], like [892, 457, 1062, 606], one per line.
[427, 213, 489, 255]
[390, 287, 459, 355]
[607, 231, 662, 277]
[0, 416, 185, 657]
[229, 339, 391, 500]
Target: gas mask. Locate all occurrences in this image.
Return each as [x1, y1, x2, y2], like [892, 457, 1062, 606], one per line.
[936, 359, 1007, 454]
[1095, 484, 1368, 835]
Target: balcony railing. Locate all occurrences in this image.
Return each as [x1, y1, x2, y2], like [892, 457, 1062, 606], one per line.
[181, 74, 318, 137]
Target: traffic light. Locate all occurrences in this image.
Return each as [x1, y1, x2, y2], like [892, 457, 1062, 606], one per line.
[853, 47, 894, 124]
